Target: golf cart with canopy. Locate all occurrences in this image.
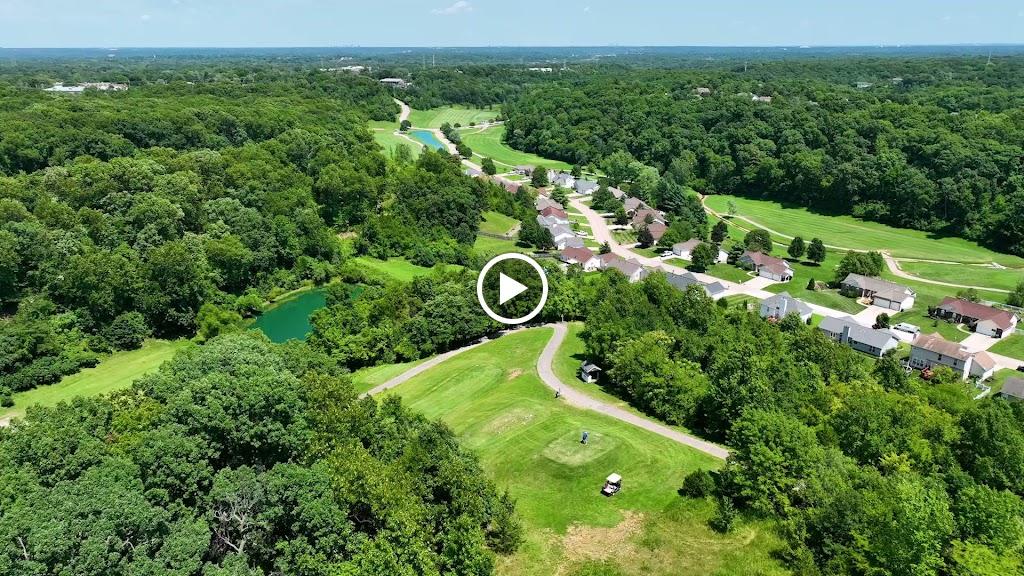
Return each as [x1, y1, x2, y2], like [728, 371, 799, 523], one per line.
[602, 473, 622, 496]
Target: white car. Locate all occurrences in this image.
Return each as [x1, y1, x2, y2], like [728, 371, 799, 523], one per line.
[660, 251, 673, 258]
[575, 230, 589, 238]
[893, 322, 921, 335]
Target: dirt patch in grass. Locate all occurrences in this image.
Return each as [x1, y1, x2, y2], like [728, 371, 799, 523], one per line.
[562, 511, 645, 564]
[507, 368, 524, 380]
[483, 408, 535, 434]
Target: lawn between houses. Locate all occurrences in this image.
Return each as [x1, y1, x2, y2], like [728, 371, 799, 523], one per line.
[704, 195, 1024, 266]
[371, 328, 786, 576]
[0, 339, 191, 423]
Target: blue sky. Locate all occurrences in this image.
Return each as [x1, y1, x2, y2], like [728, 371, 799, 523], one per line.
[1, 0, 1022, 47]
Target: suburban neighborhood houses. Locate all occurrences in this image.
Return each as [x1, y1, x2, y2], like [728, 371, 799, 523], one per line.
[934, 297, 1019, 338]
[910, 332, 997, 381]
[739, 251, 794, 282]
[840, 273, 916, 311]
[819, 316, 900, 358]
[759, 292, 813, 323]
[672, 240, 728, 264]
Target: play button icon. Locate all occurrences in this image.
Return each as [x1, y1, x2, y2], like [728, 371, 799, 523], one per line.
[477, 253, 549, 325]
[499, 273, 528, 305]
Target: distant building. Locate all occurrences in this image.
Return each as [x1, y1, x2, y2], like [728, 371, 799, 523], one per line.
[672, 239, 728, 264]
[601, 255, 649, 283]
[855, 82, 873, 89]
[664, 271, 727, 298]
[380, 78, 410, 89]
[631, 209, 666, 229]
[818, 316, 899, 358]
[574, 180, 599, 195]
[514, 165, 535, 176]
[463, 167, 483, 178]
[695, 87, 712, 96]
[753, 95, 772, 103]
[739, 252, 793, 282]
[45, 82, 127, 93]
[623, 197, 649, 217]
[559, 247, 600, 271]
[608, 186, 626, 200]
[528, 67, 554, 73]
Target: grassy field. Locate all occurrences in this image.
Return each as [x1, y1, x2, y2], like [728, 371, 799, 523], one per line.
[704, 195, 1024, 266]
[372, 130, 423, 159]
[408, 105, 501, 129]
[0, 339, 191, 422]
[480, 211, 520, 236]
[898, 261, 1023, 293]
[350, 358, 428, 396]
[373, 328, 786, 576]
[704, 264, 754, 284]
[990, 335, 1024, 362]
[350, 256, 462, 282]
[462, 126, 573, 171]
[987, 369, 1021, 397]
[474, 235, 535, 256]
[762, 251, 867, 314]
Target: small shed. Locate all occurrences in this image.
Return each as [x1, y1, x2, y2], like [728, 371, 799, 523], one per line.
[580, 361, 602, 383]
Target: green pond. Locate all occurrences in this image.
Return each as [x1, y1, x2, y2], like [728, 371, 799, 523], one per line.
[249, 289, 328, 343]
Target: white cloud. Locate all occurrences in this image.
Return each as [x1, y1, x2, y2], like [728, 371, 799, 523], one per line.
[140, 13, 152, 21]
[431, 1, 471, 15]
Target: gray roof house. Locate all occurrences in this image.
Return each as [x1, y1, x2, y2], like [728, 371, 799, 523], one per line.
[604, 257, 649, 283]
[997, 378, 1024, 402]
[818, 316, 899, 358]
[535, 196, 564, 212]
[759, 292, 813, 323]
[574, 179, 599, 195]
[909, 332, 996, 381]
[664, 271, 728, 298]
[549, 171, 576, 189]
[463, 167, 484, 178]
[608, 187, 626, 200]
[623, 197, 649, 216]
[840, 274, 916, 311]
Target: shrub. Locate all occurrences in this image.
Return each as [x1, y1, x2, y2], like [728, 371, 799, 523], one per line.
[106, 311, 151, 350]
[710, 496, 737, 533]
[681, 469, 716, 498]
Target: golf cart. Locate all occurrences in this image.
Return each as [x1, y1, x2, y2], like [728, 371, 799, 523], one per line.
[602, 473, 622, 496]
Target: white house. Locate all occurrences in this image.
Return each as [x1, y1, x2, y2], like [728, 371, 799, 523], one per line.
[760, 292, 812, 323]
[671, 239, 728, 263]
[574, 180, 599, 195]
[559, 247, 601, 271]
[818, 316, 899, 358]
[909, 333, 997, 381]
[935, 298, 1019, 339]
[549, 171, 576, 189]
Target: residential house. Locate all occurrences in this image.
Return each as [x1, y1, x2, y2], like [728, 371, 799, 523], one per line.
[997, 378, 1024, 402]
[909, 333, 996, 381]
[535, 196, 563, 212]
[514, 165, 535, 176]
[646, 222, 667, 243]
[463, 167, 483, 178]
[602, 255, 649, 283]
[608, 187, 626, 200]
[739, 251, 793, 282]
[503, 182, 520, 193]
[623, 197, 649, 217]
[631, 209, 666, 228]
[664, 271, 727, 298]
[695, 87, 712, 96]
[754, 95, 772, 103]
[380, 78, 410, 89]
[855, 81, 873, 89]
[840, 274, 916, 312]
[759, 292, 813, 323]
[574, 180, 599, 195]
[548, 225, 577, 250]
[818, 316, 899, 358]
[935, 298, 1019, 338]
[559, 247, 600, 271]
[539, 206, 570, 222]
[580, 361, 602, 383]
[548, 171, 576, 189]
[672, 239, 728, 263]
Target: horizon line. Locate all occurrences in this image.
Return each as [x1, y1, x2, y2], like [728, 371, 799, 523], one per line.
[2, 43, 1024, 50]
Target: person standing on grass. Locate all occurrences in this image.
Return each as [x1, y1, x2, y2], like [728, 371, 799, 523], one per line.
[582, 431, 588, 445]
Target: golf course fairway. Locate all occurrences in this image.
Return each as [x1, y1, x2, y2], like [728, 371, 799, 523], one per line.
[371, 328, 786, 576]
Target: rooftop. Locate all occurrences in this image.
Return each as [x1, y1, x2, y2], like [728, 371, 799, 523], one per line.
[910, 332, 972, 361]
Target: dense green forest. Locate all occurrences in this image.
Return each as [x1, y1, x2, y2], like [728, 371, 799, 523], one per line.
[576, 273, 1024, 575]
[0, 332, 521, 574]
[501, 57, 1024, 255]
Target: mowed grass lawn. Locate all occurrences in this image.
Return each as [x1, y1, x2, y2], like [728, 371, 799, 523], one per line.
[704, 195, 1024, 266]
[463, 126, 573, 171]
[372, 328, 786, 576]
[408, 105, 501, 129]
[704, 263, 755, 284]
[990, 335, 1024, 362]
[763, 251, 867, 314]
[0, 339, 191, 422]
[372, 130, 423, 159]
[350, 256, 463, 282]
[898, 261, 1024, 293]
[474, 234, 535, 256]
[480, 210, 520, 236]
[350, 358, 428, 396]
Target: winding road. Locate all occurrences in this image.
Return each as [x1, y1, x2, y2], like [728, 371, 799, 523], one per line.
[362, 324, 730, 460]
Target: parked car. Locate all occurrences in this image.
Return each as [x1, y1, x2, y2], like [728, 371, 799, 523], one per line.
[893, 322, 921, 335]
[660, 251, 673, 258]
[575, 230, 589, 238]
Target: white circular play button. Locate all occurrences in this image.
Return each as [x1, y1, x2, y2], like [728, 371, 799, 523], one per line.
[476, 253, 549, 325]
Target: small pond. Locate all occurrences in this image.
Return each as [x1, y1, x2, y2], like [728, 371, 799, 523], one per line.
[249, 289, 327, 343]
[410, 130, 445, 150]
